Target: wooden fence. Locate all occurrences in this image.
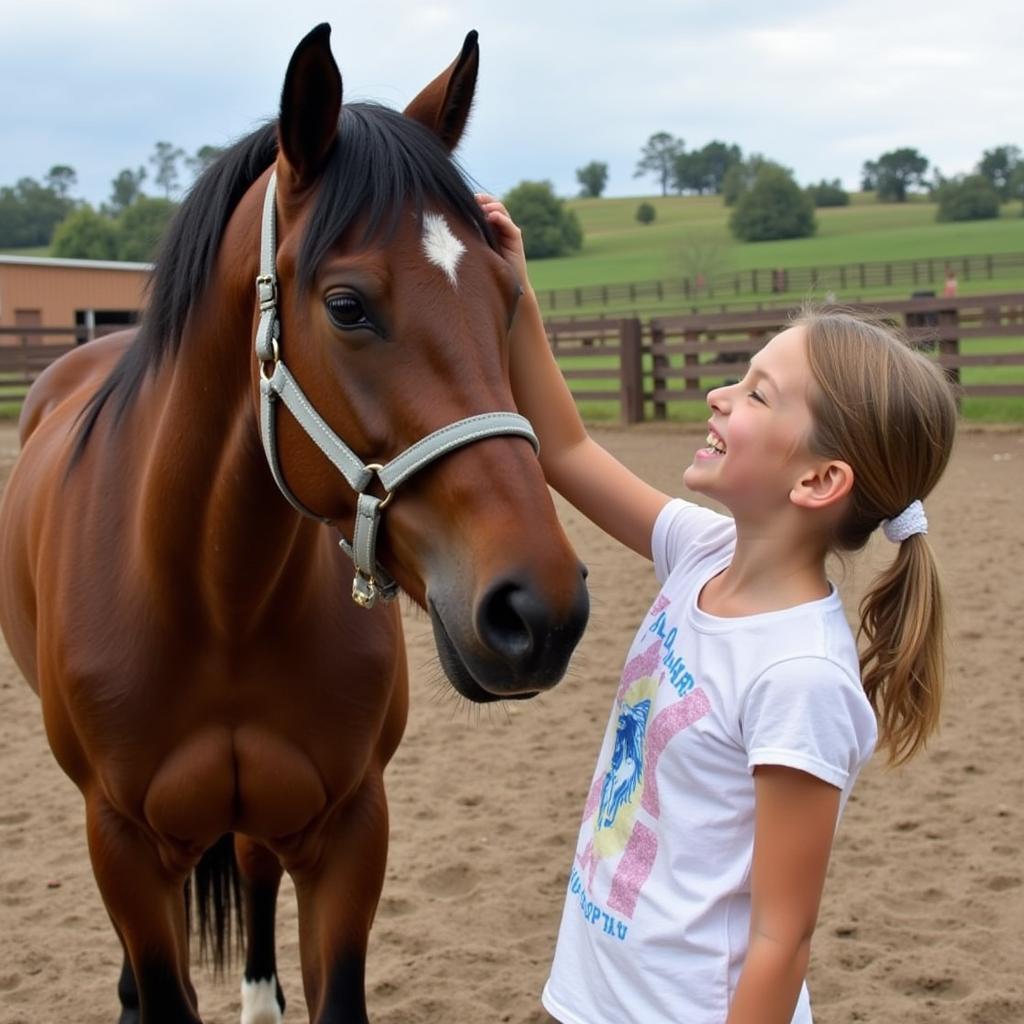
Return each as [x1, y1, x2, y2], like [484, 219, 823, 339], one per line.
[3, 294, 1024, 420]
[547, 292, 1024, 421]
[536, 251, 1024, 313]
[0, 326, 84, 405]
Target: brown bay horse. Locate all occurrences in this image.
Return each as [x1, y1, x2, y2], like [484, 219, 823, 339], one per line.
[0, 24, 588, 1024]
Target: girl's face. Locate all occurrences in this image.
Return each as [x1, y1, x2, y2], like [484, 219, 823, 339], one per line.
[683, 326, 818, 517]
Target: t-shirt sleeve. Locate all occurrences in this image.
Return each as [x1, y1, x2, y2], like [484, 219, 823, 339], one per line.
[651, 498, 734, 584]
[741, 657, 878, 789]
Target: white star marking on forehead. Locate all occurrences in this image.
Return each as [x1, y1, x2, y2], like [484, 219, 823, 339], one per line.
[421, 212, 466, 287]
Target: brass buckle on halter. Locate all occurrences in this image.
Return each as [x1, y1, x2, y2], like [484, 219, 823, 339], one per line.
[362, 464, 394, 510]
[352, 570, 378, 609]
[259, 338, 280, 382]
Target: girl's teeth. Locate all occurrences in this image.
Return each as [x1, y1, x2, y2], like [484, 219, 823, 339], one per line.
[706, 432, 725, 454]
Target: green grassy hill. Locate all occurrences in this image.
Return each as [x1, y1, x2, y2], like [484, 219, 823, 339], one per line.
[528, 192, 1024, 298]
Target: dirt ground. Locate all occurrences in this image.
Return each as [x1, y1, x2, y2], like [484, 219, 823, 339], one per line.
[1, 421, 1022, 1024]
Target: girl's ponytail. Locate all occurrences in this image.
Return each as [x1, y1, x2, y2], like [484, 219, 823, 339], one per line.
[798, 310, 957, 764]
[858, 533, 944, 764]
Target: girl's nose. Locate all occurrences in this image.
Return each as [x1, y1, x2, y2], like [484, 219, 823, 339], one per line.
[707, 384, 729, 413]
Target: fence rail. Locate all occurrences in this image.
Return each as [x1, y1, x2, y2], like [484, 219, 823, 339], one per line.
[546, 292, 1024, 421]
[536, 251, 1024, 313]
[4, 295, 1024, 419]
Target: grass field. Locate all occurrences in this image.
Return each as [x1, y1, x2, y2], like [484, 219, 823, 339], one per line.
[529, 192, 1024, 295]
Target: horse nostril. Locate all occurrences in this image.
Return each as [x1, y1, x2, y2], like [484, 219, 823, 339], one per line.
[475, 582, 538, 663]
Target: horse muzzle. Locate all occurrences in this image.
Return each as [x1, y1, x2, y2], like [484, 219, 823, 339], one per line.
[428, 567, 589, 703]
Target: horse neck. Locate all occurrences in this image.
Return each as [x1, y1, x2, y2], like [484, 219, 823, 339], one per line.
[139, 214, 322, 634]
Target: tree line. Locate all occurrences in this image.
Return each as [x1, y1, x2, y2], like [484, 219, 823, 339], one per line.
[0, 141, 224, 260]
[502, 139, 1022, 260]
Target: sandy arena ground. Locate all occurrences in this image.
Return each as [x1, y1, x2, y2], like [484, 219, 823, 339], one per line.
[1, 421, 1022, 1024]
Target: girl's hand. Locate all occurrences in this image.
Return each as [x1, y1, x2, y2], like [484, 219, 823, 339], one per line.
[476, 194, 530, 291]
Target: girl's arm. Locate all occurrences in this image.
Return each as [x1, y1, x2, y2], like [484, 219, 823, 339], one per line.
[726, 766, 841, 1024]
[479, 196, 671, 559]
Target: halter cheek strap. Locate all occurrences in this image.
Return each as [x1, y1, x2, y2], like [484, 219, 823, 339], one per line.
[254, 171, 539, 609]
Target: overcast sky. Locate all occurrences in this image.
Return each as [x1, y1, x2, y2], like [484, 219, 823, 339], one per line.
[2, 1, 1021, 207]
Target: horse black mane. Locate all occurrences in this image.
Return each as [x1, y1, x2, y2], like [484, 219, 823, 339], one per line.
[72, 103, 494, 459]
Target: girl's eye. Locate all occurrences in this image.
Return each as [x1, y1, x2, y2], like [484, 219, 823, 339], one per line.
[747, 390, 766, 404]
[325, 295, 371, 330]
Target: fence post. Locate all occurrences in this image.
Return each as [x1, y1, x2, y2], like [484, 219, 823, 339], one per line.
[651, 322, 668, 421]
[936, 306, 961, 402]
[685, 330, 700, 395]
[618, 318, 644, 423]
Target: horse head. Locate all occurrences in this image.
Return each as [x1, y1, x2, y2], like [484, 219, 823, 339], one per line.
[251, 25, 589, 702]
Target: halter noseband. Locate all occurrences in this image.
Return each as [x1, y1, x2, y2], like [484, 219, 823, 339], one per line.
[254, 172, 539, 609]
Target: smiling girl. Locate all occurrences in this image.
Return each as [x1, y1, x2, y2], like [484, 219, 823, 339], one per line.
[478, 196, 957, 1024]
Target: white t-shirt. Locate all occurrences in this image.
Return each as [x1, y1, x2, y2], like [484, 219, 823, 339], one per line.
[542, 499, 877, 1024]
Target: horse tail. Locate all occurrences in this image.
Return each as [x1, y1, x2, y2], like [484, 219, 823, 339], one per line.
[186, 833, 244, 974]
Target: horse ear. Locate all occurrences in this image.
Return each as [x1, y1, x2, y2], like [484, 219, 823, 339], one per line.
[403, 30, 479, 152]
[277, 23, 342, 189]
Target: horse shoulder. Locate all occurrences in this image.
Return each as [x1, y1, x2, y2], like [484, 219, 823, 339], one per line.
[18, 330, 135, 445]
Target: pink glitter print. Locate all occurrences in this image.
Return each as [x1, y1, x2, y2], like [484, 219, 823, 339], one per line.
[607, 822, 658, 918]
[617, 639, 662, 700]
[641, 688, 712, 817]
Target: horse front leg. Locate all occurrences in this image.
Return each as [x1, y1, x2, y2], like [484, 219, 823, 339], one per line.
[291, 776, 390, 1024]
[235, 835, 287, 1024]
[85, 795, 201, 1024]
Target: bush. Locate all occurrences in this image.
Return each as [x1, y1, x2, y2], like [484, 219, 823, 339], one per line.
[117, 197, 176, 261]
[806, 179, 849, 207]
[934, 174, 1001, 222]
[729, 166, 816, 242]
[502, 181, 583, 259]
[635, 202, 656, 225]
[51, 206, 120, 260]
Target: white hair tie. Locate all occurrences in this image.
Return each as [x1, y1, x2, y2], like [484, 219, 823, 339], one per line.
[882, 500, 928, 543]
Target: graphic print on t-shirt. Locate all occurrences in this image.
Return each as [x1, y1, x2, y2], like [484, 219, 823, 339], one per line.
[573, 594, 711, 936]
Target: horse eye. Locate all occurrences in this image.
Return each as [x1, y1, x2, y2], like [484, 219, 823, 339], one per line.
[325, 295, 371, 330]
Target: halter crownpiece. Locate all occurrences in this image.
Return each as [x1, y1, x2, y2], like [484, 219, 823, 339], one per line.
[254, 171, 540, 608]
[882, 500, 928, 543]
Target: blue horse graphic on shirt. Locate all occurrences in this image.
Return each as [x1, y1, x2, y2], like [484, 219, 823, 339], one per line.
[597, 698, 651, 830]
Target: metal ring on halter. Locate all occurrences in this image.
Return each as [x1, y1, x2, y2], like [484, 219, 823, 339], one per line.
[362, 463, 394, 509]
[259, 338, 280, 381]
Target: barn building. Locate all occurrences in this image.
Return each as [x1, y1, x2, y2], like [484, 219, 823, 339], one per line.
[0, 255, 151, 346]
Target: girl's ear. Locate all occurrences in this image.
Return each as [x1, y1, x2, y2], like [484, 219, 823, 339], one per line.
[790, 459, 854, 511]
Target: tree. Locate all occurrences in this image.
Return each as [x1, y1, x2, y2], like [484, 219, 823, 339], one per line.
[635, 202, 656, 225]
[502, 181, 582, 259]
[863, 148, 929, 202]
[575, 160, 609, 199]
[806, 179, 850, 207]
[698, 141, 743, 194]
[675, 141, 743, 195]
[109, 167, 147, 215]
[976, 145, 1021, 199]
[671, 151, 707, 195]
[117, 197, 177, 261]
[0, 175, 76, 247]
[729, 165, 816, 242]
[51, 206, 120, 259]
[634, 132, 684, 196]
[187, 144, 226, 180]
[1008, 163, 1024, 205]
[150, 141, 186, 199]
[722, 155, 788, 206]
[934, 175, 1001, 222]
[45, 165, 78, 200]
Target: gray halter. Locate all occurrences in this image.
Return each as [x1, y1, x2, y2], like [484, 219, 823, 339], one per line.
[254, 171, 539, 609]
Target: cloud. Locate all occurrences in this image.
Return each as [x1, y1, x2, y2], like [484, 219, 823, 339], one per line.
[0, 0, 1020, 206]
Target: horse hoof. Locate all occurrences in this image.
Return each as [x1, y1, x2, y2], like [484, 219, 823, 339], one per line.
[241, 976, 284, 1024]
